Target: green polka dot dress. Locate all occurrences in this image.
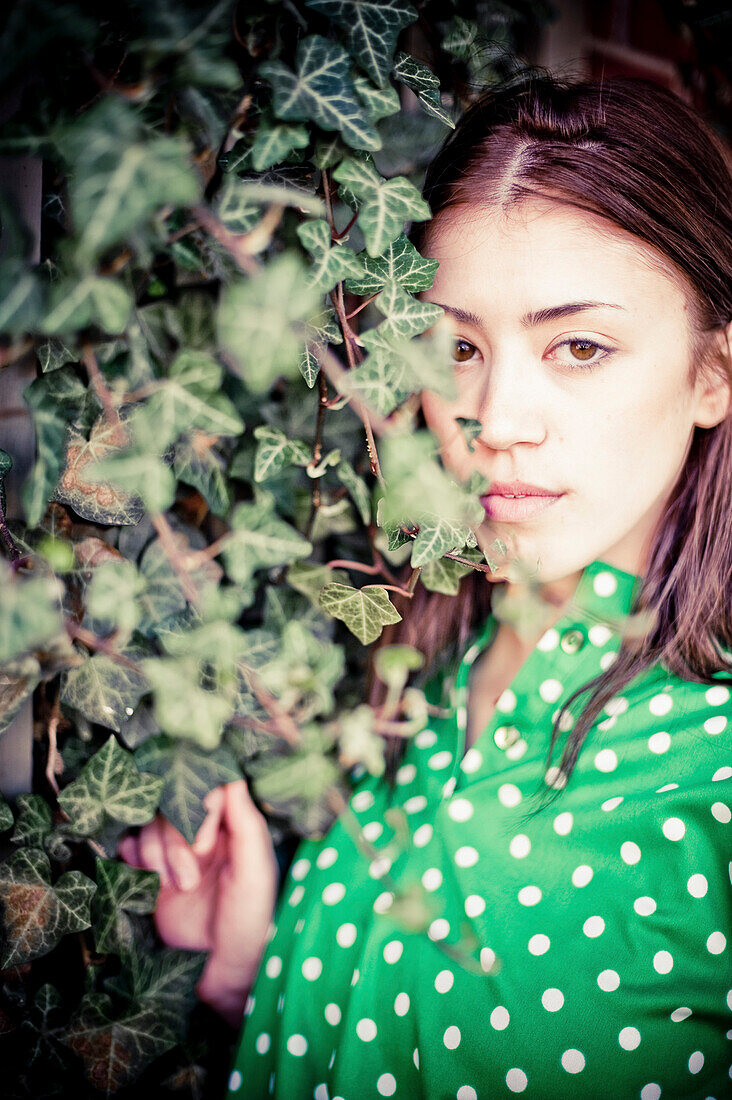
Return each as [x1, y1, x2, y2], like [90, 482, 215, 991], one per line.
[227, 559, 732, 1099]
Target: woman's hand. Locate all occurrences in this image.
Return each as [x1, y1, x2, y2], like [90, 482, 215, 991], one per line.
[117, 779, 279, 1025]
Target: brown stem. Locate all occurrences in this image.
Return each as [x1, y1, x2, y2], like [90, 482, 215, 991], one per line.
[81, 344, 123, 428]
[326, 558, 382, 574]
[192, 204, 262, 275]
[345, 293, 379, 320]
[304, 369, 330, 544]
[65, 621, 143, 673]
[361, 582, 415, 598]
[238, 664, 301, 746]
[150, 513, 201, 606]
[0, 338, 34, 369]
[332, 210, 359, 241]
[45, 694, 62, 795]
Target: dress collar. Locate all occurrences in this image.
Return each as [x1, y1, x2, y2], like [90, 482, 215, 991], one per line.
[568, 558, 644, 624]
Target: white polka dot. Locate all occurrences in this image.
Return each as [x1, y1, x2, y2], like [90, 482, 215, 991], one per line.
[442, 777, 457, 798]
[229, 1070, 242, 1091]
[444, 1025, 461, 1049]
[428, 918, 450, 941]
[498, 783, 522, 807]
[383, 940, 403, 964]
[413, 823, 433, 847]
[544, 766, 568, 789]
[538, 627, 560, 650]
[572, 865, 593, 888]
[706, 685, 730, 706]
[618, 1026, 641, 1050]
[649, 693, 673, 716]
[396, 763, 416, 785]
[707, 931, 726, 954]
[670, 1006, 692, 1022]
[287, 1034, 307, 1056]
[455, 846, 479, 867]
[648, 731, 671, 754]
[356, 1018, 377, 1042]
[369, 853, 393, 878]
[662, 817, 685, 841]
[595, 748, 618, 772]
[601, 796, 624, 811]
[351, 968, 360, 986]
[583, 916, 605, 938]
[351, 790, 374, 811]
[653, 950, 673, 973]
[589, 623, 612, 646]
[509, 834, 531, 859]
[413, 1049, 419, 1069]
[448, 797, 474, 822]
[542, 988, 565, 1012]
[461, 748, 483, 773]
[687, 874, 708, 898]
[593, 571, 617, 597]
[244, 995, 255, 1015]
[553, 812, 573, 835]
[713, 766, 732, 781]
[302, 957, 322, 980]
[656, 782, 678, 793]
[325, 1002, 341, 1025]
[415, 728, 437, 748]
[497, 688, 517, 712]
[490, 1006, 510, 1030]
[704, 714, 727, 735]
[422, 867, 443, 891]
[480, 946, 497, 972]
[373, 891, 393, 913]
[376, 1073, 396, 1096]
[632, 895, 656, 916]
[621, 841, 641, 864]
[640, 1085, 661, 1100]
[712, 801, 731, 823]
[394, 992, 409, 1016]
[505, 1068, 527, 1092]
[291, 858, 310, 880]
[314, 1085, 328, 1100]
[528, 934, 550, 955]
[727, 990, 732, 1011]
[265, 956, 282, 978]
[506, 738, 528, 760]
[539, 678, 564, 703]
[465, 894, 485, 917]
[599, 650, 617, 670]
[288, 884, 304, 906]
[518, 885, 542, 906]
[362, 821, 383, 841]
[255, 1033, 271, 1054]
[435, 969, 454, 993]
[403, 795, 427, 814]
[316, 846, 338, 869]
[322, 882, 346, 905]
[561, 1048, 585, 1073]
[457, 1088, 478, 1100]
[597, 969, 620, 991]
[689, 1050, 704, 1074]
[428, 750, 453, 770]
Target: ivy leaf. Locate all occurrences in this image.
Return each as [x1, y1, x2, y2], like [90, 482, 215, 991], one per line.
[134, 736, 240, 844]
[57, 736, 164, 853]
[420, 553, 474, 595]
[334, 457, 371, 524]
[259, 35, 381, 151]
[304, 0, 417, 87]
[336, 345, 412, 415]
[253, 425, 311, 482]
[22, 366, 89, 525]
[10, 794, 52, 850]
[370, 283, 444, 341]
[217, 252, 322, 394]
[60, 651, 149, 733]
[0, 655, 41, 736]
[296, 219, 364, 292]
[248, 730, 345, 835]
[60, 97, 201, 267]
[300, 302, 343, 388]
[353, 73, 401, 121]
[410, 513, 472, 567]
[286, 561, 350, 608]
[338, 703, 385, 776]
[0, 561, 64, 663]
[62, 992, 177, 1095]
[0, 848, 96, 968]
[20, 983, 68, 1072]
[41, 275, 133, 335]
[331, 157, 430, 256]
[104, 943, 206, 1041]
[214, 173, 261, 233]
[344, 233, 438, 294]
[222, 491, 313, 589]
[173, 432, 232, 518]
[92, 858, 159, 955]
[54, 412, 146, 526]
[250, 116, 310, 171]
[0, 794, 13, 833]
[0, 449, 11, 518]
[85, 559, 144, 640]
[318, 581, 402, 644]
[37, 337, 77, 373]
[393, 51, 455, 128]
[142, 350, 244, 448]
[136, 533, 222, 639]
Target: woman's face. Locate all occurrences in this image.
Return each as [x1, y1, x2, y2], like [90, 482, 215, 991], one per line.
[419, 198, 729, 588]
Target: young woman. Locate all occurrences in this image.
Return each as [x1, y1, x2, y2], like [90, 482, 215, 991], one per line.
[118, 72, 732, 1098]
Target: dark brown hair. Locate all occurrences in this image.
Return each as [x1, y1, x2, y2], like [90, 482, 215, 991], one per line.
[366, 69, 732, 814]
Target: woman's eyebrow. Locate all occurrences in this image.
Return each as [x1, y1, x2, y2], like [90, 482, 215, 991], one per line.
[430, 301, 627, 328]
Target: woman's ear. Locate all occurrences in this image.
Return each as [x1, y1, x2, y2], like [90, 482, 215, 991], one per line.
[693, 320, 732, 429]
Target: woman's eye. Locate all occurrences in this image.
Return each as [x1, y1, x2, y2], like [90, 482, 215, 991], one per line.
[550, 338, 612, 368]
[453, 338, 477, 364]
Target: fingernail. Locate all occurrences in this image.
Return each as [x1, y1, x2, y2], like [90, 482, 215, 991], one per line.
[176, 864, 199, 891]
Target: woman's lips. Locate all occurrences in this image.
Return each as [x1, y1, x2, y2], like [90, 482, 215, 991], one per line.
[481, 493, 563, 522]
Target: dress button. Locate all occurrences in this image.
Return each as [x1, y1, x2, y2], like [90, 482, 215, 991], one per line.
[494, 725, 521, 750]
[560, 627, 586, 654]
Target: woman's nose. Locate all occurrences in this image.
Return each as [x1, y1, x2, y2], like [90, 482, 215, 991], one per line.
[469, 352, 546, 452]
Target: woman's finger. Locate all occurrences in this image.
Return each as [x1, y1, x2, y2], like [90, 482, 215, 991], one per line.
[159, 818, 202, 892]
[191, 786, 226, 858]
[222, 779, 273, 879]
[117, 834, 140, 866]
[138, 817, 174, 888]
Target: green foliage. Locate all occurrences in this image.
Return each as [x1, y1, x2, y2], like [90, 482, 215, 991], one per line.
[0, 0, 546, 1092]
